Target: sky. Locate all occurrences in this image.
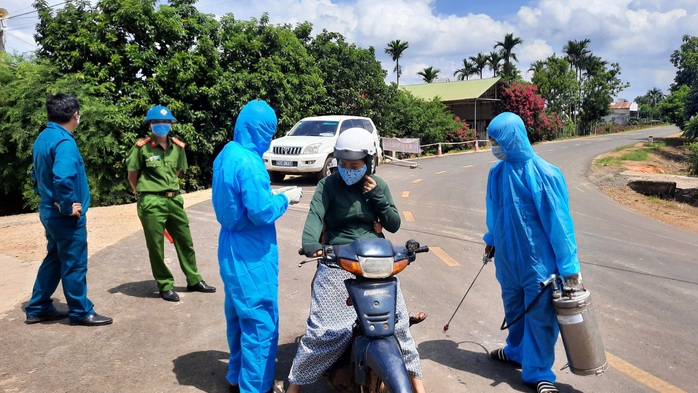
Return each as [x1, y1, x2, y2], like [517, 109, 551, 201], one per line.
[2, 0, 698, 101]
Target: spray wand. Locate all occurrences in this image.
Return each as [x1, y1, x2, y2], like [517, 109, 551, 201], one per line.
[443, 249, 492, 332]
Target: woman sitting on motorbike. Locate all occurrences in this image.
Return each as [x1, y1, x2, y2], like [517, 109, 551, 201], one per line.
[286, 128, 426, 393]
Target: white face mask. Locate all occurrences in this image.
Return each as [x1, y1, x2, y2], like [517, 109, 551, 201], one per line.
[492, 145, 507, 160]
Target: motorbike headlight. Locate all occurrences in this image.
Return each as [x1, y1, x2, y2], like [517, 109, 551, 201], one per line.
[339, 256, 409, 278]
[358, 256, 395, 278]
[302, 143, 322, 154]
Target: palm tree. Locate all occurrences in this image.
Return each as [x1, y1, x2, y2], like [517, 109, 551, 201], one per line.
[646, 87, 664, 121]
[528, 59, 547, 75]
[488, 51, 503, 77]
[563, 39, 591, 82]
[469, 53, 489, 79]
[418, 66, 440, 83]
[385, 39, 409, 86]
[453, 59, 476, 81]
[494, 33, 523, 78]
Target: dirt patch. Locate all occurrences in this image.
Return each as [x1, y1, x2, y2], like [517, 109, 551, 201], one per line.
[588, 136, 698, 234]
[0, 189, 212, 318]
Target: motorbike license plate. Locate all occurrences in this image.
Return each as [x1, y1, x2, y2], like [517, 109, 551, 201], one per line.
[275, 160, 294, 167]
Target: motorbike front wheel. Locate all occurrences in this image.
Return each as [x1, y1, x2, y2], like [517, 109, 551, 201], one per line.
[362, 372, 389, 393]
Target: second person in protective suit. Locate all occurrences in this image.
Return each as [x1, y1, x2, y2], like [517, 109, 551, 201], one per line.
[212, 100, 302, 393]
[483, 112, 582, 393]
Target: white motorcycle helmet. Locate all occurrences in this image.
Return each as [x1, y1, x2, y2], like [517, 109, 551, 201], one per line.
[334, 127, 376, 164]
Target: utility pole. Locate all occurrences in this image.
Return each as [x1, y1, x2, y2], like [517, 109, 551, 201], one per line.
[0, 8, 9, 54]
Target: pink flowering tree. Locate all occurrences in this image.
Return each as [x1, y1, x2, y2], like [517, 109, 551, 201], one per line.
[498, 82, 563, 142]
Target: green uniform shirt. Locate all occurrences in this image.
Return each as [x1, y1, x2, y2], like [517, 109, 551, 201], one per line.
[301, 173, 401, 256]
[126, 137, 188, 192]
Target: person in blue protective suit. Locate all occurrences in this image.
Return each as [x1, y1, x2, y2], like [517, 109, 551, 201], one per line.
[212, 99, 303, 393]
[483, 112, 582, 393]
[24, 93, 112, 327]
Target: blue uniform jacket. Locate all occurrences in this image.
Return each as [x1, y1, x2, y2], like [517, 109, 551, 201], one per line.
[32, 122, 90, 217]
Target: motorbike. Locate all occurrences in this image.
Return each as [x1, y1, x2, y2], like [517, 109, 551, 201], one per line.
[298, 237, 429, 393]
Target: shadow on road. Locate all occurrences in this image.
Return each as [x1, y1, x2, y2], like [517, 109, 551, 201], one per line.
[108, 279, 160, 299]
[418, 339, 583, 393]
[172, 349, 230, 392]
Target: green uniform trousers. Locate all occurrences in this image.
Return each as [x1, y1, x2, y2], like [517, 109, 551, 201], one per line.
[137, 194, 202, 291]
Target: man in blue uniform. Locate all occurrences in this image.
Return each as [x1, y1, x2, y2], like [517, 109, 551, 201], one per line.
[212, 100, 302, 393]
[25, 93, 112, 326]
[483, 112, 581, 393]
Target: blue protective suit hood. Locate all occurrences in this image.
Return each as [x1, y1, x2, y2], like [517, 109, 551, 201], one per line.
[487, 112, 536, 162]
[233, 100, 277, 156]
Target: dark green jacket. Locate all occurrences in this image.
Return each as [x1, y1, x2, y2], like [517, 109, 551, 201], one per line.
[301, 173, 400, 256]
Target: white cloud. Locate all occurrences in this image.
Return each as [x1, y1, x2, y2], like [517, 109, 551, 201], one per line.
[3, 0, 696, 100]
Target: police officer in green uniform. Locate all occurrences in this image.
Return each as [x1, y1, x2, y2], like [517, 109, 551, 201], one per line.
[126, 105, 216, 302]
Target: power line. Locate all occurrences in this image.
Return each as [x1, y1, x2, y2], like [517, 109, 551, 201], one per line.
[6, 1, 69, 20]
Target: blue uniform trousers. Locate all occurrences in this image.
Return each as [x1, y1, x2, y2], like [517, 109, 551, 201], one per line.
[25, 212, 94, 322]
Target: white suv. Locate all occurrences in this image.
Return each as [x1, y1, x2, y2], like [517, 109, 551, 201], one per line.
[263, 115, 382, 182]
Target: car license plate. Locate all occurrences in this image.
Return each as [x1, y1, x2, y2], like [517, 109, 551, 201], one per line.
[275, 160, 293, 167]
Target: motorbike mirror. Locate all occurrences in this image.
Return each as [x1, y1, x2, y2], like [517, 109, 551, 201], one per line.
[405, 239, 420, 254]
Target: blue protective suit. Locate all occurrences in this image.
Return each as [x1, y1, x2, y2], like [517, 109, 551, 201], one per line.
[483, 112, 580, 384]
[212, 100, 289, 392]
[26, 122, 95, 322]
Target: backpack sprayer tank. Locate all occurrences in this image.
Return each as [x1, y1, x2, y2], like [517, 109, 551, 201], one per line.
[547, 275, 608, 376]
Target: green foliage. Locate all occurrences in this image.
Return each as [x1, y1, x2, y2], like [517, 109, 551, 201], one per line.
[686, 142, 698, 176]
[417, 66, 440, 83]
[1, 2, 444, 214]
[682, 116, 698, 139]
[660, 85, 690, 129]
[531, 55, 579, 117]
[380, 90, 460, 152]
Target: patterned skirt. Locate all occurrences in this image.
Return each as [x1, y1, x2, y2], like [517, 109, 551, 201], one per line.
[288, 264, 423, 384]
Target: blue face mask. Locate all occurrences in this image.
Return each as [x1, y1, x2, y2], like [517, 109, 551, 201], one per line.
[492, 145, 507, 160]
[338, 165, 367, 186]
[151, 123, 171, 137]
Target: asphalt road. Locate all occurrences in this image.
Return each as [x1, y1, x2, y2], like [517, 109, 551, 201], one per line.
[1, 125, 694, 393]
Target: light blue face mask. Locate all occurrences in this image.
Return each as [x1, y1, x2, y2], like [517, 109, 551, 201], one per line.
[492, 145, 507, 160]
[151, 123, 171, 137]
[338, 165, 367, 185]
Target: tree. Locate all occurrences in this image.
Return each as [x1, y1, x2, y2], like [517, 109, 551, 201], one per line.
[494, 33, 523, 81]
[488, 51, 503, 77]
[635, 88, 665, 121]
[11, 0, 393, 213]
[498, 82, 561, 142]
[469, 53, 489, 79]
[563, 39, 592, 83]
[381, 90, 460, 148]
[530, 54, 579, 120]
[418, 66, 440, 83]
[668, 35, 698, 135]
[453, 58, 476, 81]
[579, 61, 629, 134]
[385, 39, 409, 86]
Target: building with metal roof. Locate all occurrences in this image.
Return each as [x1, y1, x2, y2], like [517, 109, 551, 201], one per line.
[402, 77, 504, 138]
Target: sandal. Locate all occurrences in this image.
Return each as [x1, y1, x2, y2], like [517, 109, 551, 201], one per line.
[535, 381, 558, 393]
[408, 311, 427, 326]
[489, 348, 521, 367]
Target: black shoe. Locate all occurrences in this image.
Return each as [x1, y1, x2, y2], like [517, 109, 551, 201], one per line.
[160, 289, 180, 302]
[187, 280, 216, 293]
[71, 313, 113, 326]
[25, 310, 69, 324]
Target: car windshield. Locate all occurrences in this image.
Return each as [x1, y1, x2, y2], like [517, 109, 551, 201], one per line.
[287, 121, 339, 137]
